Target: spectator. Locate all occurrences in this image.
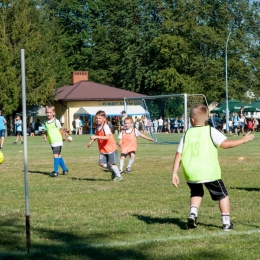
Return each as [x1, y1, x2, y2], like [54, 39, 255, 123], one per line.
[13, 116, 23, 145]
[75, 116, 81, 135]
[0, 110, 6, 149]
[158, 116, 163, 133]
[153, 118, 158, 133]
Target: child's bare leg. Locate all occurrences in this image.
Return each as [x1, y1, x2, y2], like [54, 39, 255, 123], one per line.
[219, 196, 230, 213]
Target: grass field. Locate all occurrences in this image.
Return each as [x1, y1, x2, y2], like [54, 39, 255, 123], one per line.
[0, 133, 260, 260]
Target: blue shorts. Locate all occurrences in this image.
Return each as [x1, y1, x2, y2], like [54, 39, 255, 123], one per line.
[0, 129, 5, 137]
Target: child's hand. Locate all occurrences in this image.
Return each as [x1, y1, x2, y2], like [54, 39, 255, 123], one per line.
[242, 131, 255, 143]
[87, 139, 94, 148]
[172, 173, 179, 188]
[90, 135, 96, 141]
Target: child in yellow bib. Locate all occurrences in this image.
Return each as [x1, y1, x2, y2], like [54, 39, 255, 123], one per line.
[43, 105, 68, 177]
[171, 104, 254, 231]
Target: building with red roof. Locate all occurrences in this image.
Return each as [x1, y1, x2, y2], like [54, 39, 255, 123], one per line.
[55, 71, 146, 132]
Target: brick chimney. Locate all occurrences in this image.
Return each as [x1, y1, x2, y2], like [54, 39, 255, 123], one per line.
[72, 71, 88, 84]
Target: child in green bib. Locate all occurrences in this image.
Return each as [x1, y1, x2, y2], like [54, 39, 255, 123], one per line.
[43, 105, 69, 177]
[171, 104, 254, 231]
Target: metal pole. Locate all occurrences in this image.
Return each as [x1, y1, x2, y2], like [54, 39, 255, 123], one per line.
[184, 94, 188, 131]
[225, 31, 231, 133]
[21, 49, 30, 252]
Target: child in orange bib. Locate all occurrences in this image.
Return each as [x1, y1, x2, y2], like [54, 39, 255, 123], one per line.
[118, 116, 153, 173]
[87, 110, 122, 182]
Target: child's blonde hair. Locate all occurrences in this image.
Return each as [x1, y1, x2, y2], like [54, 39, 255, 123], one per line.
[124, 116, 133, 123]
[45, 104, 55, 112]
[190, 104, 209, 125]
[96, 110, 106, 117]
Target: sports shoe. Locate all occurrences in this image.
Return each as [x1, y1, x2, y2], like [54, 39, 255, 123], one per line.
[13, 142, 17, 145]
[119, 170, 122, 174]
[21, 142, 24, 144]
[223, 223, 234, 231]
[126, 167, 131, 173]
[62, 169, 69, 175]
[50, 171, 58, 177]
[0, 146, 2, 149]
[113, 176, 122, 182]
[111, 172, 116, 180]
[187, 213, 197, 228]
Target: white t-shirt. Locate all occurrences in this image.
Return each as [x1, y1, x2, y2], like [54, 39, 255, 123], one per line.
[118, 128, 141, 139]
[177, 127, 227, 153]
[97, 123, 111, 134]
[158, 119, 163, 126]
[75, 118, 81, 128]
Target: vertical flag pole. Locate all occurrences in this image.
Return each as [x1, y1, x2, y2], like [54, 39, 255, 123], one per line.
[21, 48, 30, 252]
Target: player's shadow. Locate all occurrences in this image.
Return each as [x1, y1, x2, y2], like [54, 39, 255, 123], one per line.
[28, 170, 50, 175]
[230, 187, 260, 192]
[70, 177, 111, 182]
[133, 214, 187, 230]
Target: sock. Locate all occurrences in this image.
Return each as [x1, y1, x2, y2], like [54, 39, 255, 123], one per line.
[127, 157, 135, 168]
[111, 165, 121, 177]
[54, 158, 59, 173]
[119, 159, 124, 171]
[59, 157, 67, 171]
[221, 213, 230, 225]
[189, 205, 198, 217]
[102, 163, 107, 168]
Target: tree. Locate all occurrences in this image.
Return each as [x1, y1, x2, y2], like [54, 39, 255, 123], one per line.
[0, 0, 70, 115]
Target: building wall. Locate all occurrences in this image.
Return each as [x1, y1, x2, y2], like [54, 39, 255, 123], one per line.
[55, 100, 125, 131]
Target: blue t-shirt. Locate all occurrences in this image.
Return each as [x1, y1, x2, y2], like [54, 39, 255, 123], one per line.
[15, 120, 23, 132]
[0, 116, 6, 130]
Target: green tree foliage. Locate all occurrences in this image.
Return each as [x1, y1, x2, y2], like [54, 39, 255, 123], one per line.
[47, 0, 259, 102]
[0, 0, 70, 114]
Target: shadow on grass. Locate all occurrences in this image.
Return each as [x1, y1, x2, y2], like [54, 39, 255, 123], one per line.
[0, 214, 147, 260]
[230, 187, 260, 192]
[133, 214, 187, 230]
[70, 177, 111, 182]
[28, 170, 50, 176]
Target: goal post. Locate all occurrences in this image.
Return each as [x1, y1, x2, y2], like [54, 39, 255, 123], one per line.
[124, 94, 209, 144]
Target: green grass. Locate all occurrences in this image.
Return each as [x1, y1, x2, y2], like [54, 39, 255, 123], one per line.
[0, 133, 260, 259]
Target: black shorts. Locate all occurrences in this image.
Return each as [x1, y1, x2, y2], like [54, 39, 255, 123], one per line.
[16, 131, 23, 136]
[51, 146, 62, 155]
[187, 179, 228, 201]
[121, 151, 135, 157]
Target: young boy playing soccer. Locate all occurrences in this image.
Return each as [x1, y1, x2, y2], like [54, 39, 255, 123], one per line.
[171, 104, 254, 230]
[118, 116, 154, 173]
[87, 110, 122, 182]
[43, 105, 69, 177]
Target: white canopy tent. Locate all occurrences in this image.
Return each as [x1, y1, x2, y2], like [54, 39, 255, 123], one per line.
[74, 105, 148, 134]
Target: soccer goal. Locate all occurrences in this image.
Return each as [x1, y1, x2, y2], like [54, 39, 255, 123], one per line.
[124, 94, 209, 144]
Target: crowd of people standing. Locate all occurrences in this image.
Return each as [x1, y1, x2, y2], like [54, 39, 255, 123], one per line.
[211, 107, 260, 135]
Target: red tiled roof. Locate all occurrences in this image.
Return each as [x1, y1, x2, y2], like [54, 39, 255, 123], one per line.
[57, 81, 145, 101]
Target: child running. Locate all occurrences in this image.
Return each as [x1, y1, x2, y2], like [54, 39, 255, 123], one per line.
[43, 105, 69, 177]
[171, 104, 254, 231]
[87, 110, 122, 182]
[118, 116, 154, 173]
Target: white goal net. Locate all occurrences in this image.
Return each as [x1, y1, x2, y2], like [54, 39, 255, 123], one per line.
[124, 94, 209, 144]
